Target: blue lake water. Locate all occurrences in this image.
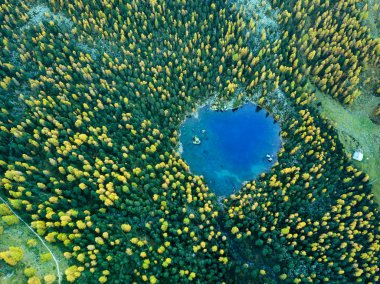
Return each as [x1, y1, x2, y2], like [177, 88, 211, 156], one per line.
[179, 103, 281, 196]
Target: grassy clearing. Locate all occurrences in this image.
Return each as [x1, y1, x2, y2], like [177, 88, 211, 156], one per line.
[366, 0, 379, 38]
[0, 203, 68, 283]
[312, 89, 380, 205]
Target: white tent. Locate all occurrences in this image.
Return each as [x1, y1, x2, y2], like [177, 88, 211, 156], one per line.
[353, 150, 363, 162]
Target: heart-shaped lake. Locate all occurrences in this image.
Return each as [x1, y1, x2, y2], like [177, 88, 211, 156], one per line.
[179, 103, 281, 196]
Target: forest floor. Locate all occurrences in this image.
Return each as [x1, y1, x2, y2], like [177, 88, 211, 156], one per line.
[0, 199, 67, 283]
[312, 89, 380, 205]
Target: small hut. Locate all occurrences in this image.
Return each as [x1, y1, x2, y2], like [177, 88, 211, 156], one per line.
[352, 150, 363, 162]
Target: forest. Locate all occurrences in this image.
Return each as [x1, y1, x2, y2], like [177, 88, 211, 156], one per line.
[0, 0, 379, 283]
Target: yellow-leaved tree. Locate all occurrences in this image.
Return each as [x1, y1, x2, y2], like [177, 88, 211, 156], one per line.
[0, 246, 24, 266]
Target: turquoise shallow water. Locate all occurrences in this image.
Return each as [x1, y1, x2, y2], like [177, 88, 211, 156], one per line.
[179, 103, 281, 196]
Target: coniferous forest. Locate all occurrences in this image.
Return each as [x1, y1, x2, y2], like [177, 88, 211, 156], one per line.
[0, 0, 379, 283]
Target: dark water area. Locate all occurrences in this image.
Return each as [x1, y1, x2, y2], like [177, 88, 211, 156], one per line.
[179, 103, 281, 196]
